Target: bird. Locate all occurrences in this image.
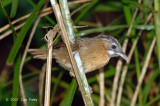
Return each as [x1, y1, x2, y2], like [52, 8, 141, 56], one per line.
[28, 35, 128, 76]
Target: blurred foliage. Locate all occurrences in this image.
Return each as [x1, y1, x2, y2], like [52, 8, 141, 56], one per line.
[0, 0, 160, 106]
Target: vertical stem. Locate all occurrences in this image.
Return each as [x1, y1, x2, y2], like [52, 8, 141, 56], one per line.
[116, 13, 153, 106]
[154, 0, 160, 71]
[50, 0, 94, 105]
[19, 15, 41, 106]
[111, 0, 142, 105]
[122, 0, 141, 105]
[39, 64, 46, 106]
[44, 30, 54, 106]
[12, 54, 21, 106]
[130, 37, 156, 106]
[59, 0, 75, 44]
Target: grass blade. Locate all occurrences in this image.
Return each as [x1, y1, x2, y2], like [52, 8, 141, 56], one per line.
[0, 0, 17, 40]
[10, 0, 18, 18]
[50, 71, 64, 106]
[1, 0, 12, 7]
[154, 0, 160, 71]
[146, 94, 160, 106]
[6, 0, 45, 64]
[59, 78, 78, 106]
[76, 25, 154, 36]
[11, 54, 21, 106]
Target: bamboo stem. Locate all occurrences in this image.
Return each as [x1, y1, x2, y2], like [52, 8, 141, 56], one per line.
[50, 0, 94, 105]
[59, 0, 93, 105]
[154, 0, 160, 71]
[44, 30, 54, 106]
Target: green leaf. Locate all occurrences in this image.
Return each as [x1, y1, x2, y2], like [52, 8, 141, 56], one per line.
[11, 54, 21, 106]
[27, 0, 56, 25]
[50, 71, 64, 106]
[1, 0, 12, 7]
[146, 94, 160, 106]
[60, 78, 78, 106]
[154, 0, 160, 71]
[51, 76, 70, 89]
[76, 25, 128, 36]
[0, 0, 17, 40]
[76, 25, 154, 36]
[122, 0, 154, 12]
[7, 0, 46, 64]
[10, 0, 18, 18]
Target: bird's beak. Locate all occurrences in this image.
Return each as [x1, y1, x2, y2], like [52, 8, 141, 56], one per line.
[117, 51, 128, 61]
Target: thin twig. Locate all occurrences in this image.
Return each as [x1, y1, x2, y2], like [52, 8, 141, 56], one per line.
[0, 11, 52, 40]
[71, 3, 90, 16]
[116, 13, 153, 106]
[19, 14, 42, 106]
[28, 4, 87, 58]
[0, 1, 89, 41]
[78, 21, 99, 27]
[43, 25, 59, 106]
[51, 0, 93, 105]
[0, 8, 51, 33]
[19, 0, 52, 103]
[0, 0, 90, 34]
[130, 36, 156, 106]
[99, 68, 105, 106]
[44, 30, 54, 106]
[73, 25, 88, 28]
[110, 0, 142, 105]
[0, 22, 25, 40]
[39, 64, 46, 106]
[68, 0, 91, 5]
[59, 0, 93, 105]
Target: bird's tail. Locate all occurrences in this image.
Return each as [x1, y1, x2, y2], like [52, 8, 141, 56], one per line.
[28, 49, 49, 60]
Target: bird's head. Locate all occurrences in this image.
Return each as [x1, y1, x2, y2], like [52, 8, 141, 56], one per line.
[98, 35, 128, 61]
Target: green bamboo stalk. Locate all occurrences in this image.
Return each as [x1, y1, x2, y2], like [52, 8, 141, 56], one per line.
[11, 54, 21, 106]
[59, 0, 94, 105]
[59, 0, 75, 43]
[154, 0, 160, 71]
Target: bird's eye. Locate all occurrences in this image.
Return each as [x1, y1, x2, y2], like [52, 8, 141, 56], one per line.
[112, 45, 116, 49]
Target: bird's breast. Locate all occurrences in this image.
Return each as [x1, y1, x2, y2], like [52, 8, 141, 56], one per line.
[78, 38, 110, 73]
[79, 45, 110, 73]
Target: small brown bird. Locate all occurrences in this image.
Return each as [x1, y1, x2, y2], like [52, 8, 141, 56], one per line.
[29, 35, 128, 76]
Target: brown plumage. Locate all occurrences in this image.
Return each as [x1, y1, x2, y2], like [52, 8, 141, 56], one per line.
[28, 35, 128, 76]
